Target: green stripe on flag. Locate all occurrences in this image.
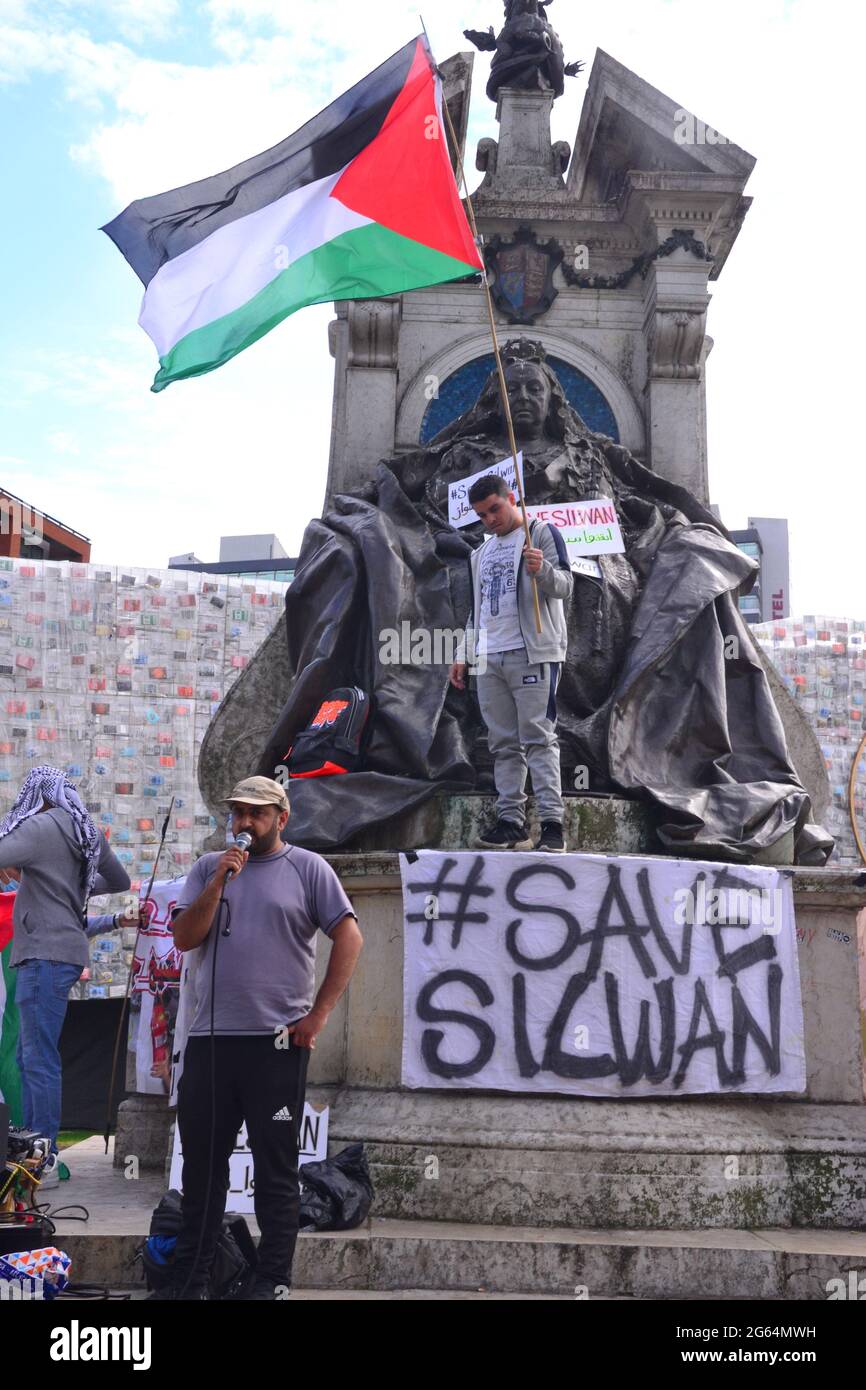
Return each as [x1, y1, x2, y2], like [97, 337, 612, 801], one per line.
[152, 221, 478, 391]
[0, 946, 22, 1124]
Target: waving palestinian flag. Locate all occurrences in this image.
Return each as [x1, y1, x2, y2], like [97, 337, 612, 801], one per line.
[0, 893, 21, 1124]
[103, 36, 482, 392]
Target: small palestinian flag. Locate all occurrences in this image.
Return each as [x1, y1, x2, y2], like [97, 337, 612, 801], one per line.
[103, 36, 482, 392]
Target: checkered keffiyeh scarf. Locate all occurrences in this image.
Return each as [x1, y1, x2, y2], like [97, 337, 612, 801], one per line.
[0, 766, 101, 899]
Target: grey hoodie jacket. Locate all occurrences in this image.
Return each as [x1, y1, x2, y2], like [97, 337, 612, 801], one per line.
[0, 808, 131, 969]
[461, 517, 574, 667]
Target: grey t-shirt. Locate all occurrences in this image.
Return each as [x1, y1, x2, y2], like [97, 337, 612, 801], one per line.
[478, 528, 525, 655]
[0, 808, 131, 970]
[175, 844, 356, 1036]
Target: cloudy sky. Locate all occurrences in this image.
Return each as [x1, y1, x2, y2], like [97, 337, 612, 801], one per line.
[0, 0, 860, 616]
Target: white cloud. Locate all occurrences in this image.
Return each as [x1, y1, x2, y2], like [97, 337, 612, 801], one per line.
[46, 430, 81, 455]
[2, 308, 334, 567]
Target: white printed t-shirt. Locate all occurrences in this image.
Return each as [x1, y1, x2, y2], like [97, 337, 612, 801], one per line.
[478, 527, 525, 654]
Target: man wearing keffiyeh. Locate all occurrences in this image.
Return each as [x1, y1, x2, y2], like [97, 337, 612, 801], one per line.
[0, 767, 130, 1180]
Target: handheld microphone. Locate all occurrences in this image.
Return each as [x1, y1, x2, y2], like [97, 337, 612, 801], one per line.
[226, 831, 252, 881]
[222, 832, 252, 936]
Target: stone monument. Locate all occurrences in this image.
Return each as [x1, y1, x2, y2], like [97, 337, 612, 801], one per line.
[189, 42, 866, 1285]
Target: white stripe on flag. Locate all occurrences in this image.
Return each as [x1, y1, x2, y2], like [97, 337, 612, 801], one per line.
[139, 168, 372, 357]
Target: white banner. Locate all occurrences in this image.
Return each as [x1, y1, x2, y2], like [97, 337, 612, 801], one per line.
[168, 1105, 329, 1213]
[129, 878, 185, 1095]
[449, 454, 523, 529]
[401, 851, 805, 1097]
[524, 499, 625, 556]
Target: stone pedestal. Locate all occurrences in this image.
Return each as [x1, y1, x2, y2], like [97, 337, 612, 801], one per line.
[297, 853, 866, 1232]
[344, 791, 658, 855]
[113, 1094, 173, 1173]
[475, 87, 568, 198]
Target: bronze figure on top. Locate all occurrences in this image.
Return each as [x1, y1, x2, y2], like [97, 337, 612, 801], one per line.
[464, 0, 584, 103]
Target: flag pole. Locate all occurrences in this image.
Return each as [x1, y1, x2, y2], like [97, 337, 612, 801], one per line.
[421, 19, 543, 634]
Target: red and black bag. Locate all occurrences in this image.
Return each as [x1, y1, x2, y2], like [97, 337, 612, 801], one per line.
[285, 688, 372, 779]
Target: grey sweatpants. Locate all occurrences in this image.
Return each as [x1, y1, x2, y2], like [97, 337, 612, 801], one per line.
[475, 650, 564, 824]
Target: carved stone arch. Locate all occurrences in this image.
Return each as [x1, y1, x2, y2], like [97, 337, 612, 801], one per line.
[396, 329, 646, 456]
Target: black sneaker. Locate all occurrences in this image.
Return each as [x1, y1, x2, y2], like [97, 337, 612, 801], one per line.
[475, 819, 533, 851]
[147, 1283, 208, 1301]
[244, 1275, 284, 1301]
[537, 821, 566, 853]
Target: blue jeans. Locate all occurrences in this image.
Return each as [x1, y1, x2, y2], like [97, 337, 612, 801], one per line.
[14, 960, 82, 1151]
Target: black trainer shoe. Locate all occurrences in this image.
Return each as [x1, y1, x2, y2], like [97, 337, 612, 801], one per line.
[475, 819, 533, 851]
[244, 1275, 282, 1301]
[537, 821, 566, 853]
[147, 1282, 208, 1301]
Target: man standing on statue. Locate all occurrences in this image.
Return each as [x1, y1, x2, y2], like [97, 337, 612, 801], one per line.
[450, 460, 573, 853]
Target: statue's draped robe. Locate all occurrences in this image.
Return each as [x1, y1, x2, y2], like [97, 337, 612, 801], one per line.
[259, 415, 832, 865]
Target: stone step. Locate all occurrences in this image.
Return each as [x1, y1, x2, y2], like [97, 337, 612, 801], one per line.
[318, 1088, 866, 1230]
[341, 791, 658, 855]
[56, 1217, 866, 1300]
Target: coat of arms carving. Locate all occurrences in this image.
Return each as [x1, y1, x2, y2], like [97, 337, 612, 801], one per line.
[484, 227, 564, 325]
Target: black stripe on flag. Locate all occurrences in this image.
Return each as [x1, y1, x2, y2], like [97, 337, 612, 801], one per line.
[101, 37, 422, 288]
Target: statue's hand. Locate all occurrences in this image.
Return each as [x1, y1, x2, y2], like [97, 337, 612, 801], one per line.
[464, 26, 497, 51]
[564, 60, 585, 77]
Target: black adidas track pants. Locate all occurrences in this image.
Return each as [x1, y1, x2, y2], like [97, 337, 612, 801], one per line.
[173, 1034, 310, 1291]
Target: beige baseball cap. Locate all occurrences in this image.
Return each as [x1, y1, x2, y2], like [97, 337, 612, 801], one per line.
[223, 776, 290, 811]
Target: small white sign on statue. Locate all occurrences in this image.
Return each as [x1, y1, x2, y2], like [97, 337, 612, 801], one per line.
[523, 499, 625, 557]
[448, 454, 524, 529]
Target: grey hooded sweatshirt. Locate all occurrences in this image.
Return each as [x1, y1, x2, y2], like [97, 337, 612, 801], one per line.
[0, 808, 131, 969]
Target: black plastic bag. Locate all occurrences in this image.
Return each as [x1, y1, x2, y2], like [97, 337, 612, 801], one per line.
[139, 1189, 256, 1300]
[299, 1144, 373, 1232]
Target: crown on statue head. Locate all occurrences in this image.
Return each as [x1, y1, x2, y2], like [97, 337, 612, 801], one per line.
[501, 337, 548, 367]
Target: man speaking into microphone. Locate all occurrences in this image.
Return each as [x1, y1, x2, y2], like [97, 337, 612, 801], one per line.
[164, 777, 363, 1301]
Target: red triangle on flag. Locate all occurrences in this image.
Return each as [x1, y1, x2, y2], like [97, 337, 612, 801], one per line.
[0, 892, 14, 954]
[332, 38, 481, 271]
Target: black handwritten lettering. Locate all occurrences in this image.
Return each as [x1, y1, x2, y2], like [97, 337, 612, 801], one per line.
[581, 864, 657, 980]
[673, 978, 735, 1087]
[730, 964, 782, 1080]
[512, 974, 541, 1078]
[605, 971, 676, 1085]
[541, 971, 618, 1079]
[505, 863, 581, 970]
[406, 856, 493, 947]
[416, 970, 496, 1079]
[637, 866, 692, 973]
[407, 856, 794, 1094]
[709, 868, 778, 980]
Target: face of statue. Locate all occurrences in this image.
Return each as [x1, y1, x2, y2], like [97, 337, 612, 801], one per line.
[503, 361, 552, 443]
